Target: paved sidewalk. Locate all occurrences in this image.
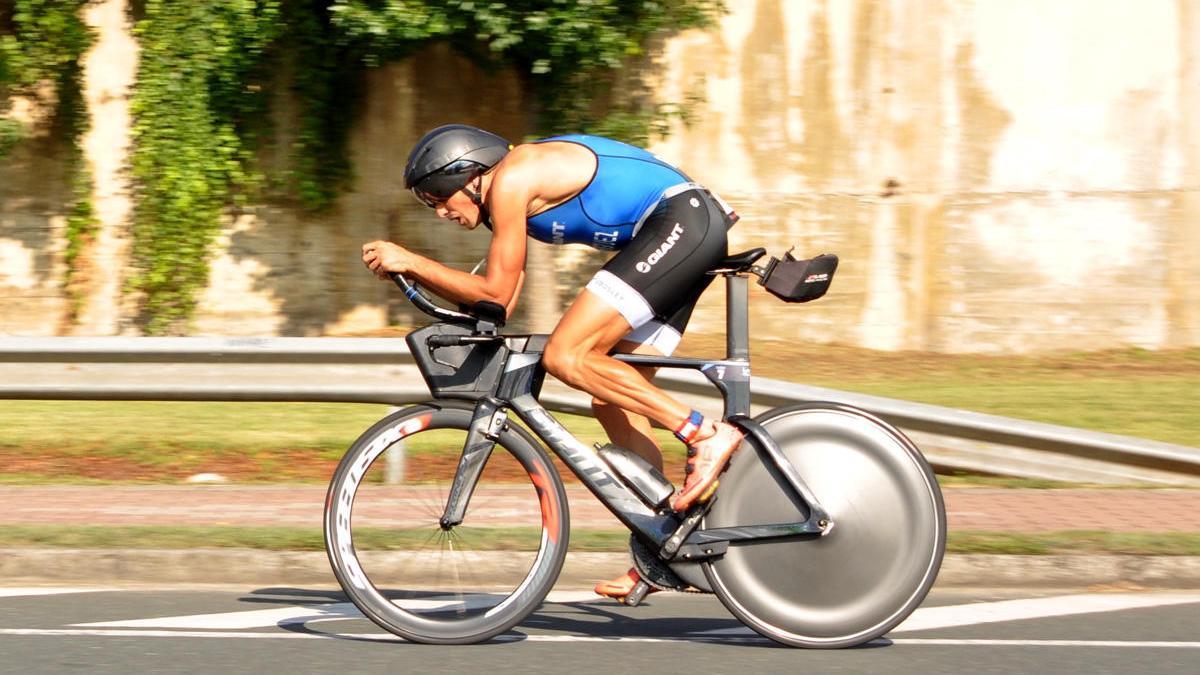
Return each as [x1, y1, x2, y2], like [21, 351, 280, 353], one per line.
[2, 485, 1200, 532]
[3, 485, 1200, 588]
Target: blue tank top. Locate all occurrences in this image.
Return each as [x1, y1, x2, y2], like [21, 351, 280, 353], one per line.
[525, 135, 690, 250]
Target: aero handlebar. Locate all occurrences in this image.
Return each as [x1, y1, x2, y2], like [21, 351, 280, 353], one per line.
[389, 273, 474, 324]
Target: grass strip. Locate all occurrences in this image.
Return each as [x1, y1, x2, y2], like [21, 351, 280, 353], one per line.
[0, 525, 628, 552]
[1, 526, 1199, 556]
[948, 531, 1200, 556]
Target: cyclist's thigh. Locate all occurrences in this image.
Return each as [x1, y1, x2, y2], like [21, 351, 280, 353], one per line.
[549, 290, 637, 356]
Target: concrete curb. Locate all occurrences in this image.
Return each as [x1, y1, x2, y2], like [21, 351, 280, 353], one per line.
[3, 549, 1200, 589]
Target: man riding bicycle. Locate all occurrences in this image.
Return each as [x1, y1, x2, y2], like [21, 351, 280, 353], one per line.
[361, 124, 744, 601]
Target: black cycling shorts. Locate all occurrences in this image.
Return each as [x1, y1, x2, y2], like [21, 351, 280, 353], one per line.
[584, 183, 735, 354]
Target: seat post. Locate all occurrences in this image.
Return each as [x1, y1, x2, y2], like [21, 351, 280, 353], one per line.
[725, 273, 750, 361]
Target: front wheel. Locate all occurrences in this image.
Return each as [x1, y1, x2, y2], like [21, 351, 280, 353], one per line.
[703, 403, 946, 648]
[324, 402, 570, 644]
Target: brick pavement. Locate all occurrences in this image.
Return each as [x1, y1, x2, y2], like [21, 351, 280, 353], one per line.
[3, 485, 1200, 532]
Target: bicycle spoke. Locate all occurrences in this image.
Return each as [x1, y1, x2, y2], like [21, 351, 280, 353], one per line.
[445, 534, 468, 617]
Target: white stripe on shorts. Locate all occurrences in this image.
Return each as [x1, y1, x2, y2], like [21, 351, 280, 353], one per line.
[624, 320, 683, 356]
[631, 182, 700, 239]
[585, 270, 654, 329]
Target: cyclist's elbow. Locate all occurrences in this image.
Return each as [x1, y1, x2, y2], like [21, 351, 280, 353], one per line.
[483, 270, 522, 318]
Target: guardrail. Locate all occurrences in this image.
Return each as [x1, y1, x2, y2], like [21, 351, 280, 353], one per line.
[2, 337, 1198, 486]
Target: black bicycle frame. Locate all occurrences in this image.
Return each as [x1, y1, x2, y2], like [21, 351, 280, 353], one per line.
[403, 272, 832, 562]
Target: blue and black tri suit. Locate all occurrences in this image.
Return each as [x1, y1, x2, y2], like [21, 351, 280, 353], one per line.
[527, 135, 737, 354]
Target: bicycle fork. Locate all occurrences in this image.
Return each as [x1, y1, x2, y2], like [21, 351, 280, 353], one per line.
[438, 397, 507, 529]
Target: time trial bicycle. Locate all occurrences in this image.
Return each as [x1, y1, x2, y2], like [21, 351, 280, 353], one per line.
[323, 246, 946, 647]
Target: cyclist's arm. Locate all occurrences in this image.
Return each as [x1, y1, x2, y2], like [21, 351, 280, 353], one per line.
[478, 152, 538, 314]
[381, 229, 525, 312]
[378, 160, 534, 312]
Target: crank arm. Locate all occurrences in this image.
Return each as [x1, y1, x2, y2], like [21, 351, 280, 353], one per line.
[658, 496, 716, 561]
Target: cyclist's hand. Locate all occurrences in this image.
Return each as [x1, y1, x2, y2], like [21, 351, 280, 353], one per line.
[362, 240, 415, 279]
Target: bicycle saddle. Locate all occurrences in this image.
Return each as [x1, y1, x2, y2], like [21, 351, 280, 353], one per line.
[711, 247, 767, 273]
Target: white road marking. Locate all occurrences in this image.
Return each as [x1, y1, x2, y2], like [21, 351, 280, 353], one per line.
[73, 591, 601, 629]
[0, 629, 1198, 649]
[6, 591, 1195, 647]
[695, 594, 1200, 639]
[0, 629, 377, 640]
[76, 603, 361, 629]
[0, 588, 112, 599]
[891, 593, 1200, 633]
[891, 639, 1200, 648]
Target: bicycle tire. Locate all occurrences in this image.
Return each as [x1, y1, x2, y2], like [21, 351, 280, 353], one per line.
[702, 403, 946, 648]
[324, 402, 570, 644]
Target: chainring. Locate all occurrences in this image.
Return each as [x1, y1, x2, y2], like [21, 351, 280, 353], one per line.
[629, 534, 691, 592]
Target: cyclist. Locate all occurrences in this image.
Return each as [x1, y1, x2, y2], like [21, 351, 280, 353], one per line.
[361, 124, 743, 601]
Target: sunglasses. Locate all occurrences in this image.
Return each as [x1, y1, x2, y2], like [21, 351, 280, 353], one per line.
[411, 186, 451, 209]
[410, 160, 481, 208]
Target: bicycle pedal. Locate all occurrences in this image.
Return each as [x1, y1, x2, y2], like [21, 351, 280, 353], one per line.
[622, 580, 652, 607]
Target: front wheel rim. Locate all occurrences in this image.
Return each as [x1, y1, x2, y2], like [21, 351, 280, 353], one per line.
[324, 407, 568, 642]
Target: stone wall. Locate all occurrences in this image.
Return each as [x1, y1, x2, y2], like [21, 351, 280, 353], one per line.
[649, 0, 1200, 353]
[1, 0, 1197, 353]
[0, 86, 71, 336]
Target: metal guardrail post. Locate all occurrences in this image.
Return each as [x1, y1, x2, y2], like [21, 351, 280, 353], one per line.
[385, 440, 405, 485]
[385, 406, 405, 484]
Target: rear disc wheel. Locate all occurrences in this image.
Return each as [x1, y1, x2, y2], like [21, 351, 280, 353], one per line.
[703, 403, 946, 648]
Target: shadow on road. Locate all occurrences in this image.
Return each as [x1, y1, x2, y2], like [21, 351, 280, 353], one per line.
[235, 587, 891, 650]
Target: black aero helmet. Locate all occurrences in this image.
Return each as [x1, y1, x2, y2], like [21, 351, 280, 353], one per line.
[403, 124, 510, 208]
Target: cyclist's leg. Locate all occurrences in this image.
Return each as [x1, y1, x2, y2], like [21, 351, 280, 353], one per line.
[544, 185, 740, 511]
[592, 288, 708, 471]
[543, 292, 692, 426]
[544, 187, 725, 428]
[589, 330, 668, 602]
[592, 308, 705, 600]
[591, 361, 663, 470]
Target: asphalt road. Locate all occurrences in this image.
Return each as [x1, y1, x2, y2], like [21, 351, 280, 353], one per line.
[1, 586, 1197, 674]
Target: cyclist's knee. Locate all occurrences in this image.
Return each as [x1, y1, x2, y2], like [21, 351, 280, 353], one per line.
[542, 340, 585, 387]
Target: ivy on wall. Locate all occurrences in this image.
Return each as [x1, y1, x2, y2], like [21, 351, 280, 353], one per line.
[0, 1, 95, 321]
[329, 0, 721, 137]
[123, 0, 723, 334]
[127, 0, 281, 334]
[1, 1, 90, 154]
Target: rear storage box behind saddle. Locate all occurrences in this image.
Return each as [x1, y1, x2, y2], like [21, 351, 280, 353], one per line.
[758, 252, 838, 303]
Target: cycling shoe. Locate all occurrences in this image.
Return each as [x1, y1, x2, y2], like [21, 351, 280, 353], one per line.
[672, 421, 744, 512]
